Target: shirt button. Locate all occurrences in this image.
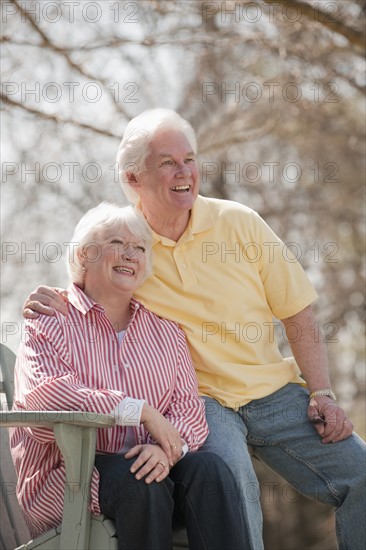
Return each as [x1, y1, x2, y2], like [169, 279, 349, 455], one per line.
[124, 363, 130, 369]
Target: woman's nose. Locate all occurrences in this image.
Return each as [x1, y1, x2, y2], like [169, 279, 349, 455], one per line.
[122, 247, 138, 261]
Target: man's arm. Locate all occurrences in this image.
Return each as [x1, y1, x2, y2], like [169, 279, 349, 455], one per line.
[282, 305, 354, 444]
[23, 286, 68, 318]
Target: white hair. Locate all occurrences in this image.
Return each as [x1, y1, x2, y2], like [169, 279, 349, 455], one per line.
[116, 108, 198, 203]
[67, 202, 153, 286]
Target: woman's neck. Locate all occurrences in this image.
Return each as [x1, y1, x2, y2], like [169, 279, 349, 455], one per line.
[83, 286, 133, 330]
[103, 301, 132, 331]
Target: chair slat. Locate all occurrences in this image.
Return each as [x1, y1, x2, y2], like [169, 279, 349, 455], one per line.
[0, 344, 16, 407]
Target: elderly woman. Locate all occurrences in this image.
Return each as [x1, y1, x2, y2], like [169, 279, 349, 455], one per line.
[11, 203, 249, 550]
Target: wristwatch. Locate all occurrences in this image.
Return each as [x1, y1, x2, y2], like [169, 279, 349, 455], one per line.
[309, 388, 337, 401]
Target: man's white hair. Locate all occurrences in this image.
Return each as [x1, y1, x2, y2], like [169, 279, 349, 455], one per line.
[116, 109, 198, 203]
[67, 202, 153, 287]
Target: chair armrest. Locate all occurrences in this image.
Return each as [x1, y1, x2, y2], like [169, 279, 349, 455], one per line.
[0, 410, 116, 495]
[0, 410, 116, 429]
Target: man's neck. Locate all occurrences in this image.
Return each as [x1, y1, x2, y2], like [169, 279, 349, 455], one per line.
[143, 208, 191, 242]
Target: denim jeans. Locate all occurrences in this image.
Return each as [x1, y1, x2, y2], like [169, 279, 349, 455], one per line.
[95, 451, 250, 550]
[200, 384, 366, 550]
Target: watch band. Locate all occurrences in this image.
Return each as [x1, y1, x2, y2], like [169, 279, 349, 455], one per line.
[309, 388, 337, 401]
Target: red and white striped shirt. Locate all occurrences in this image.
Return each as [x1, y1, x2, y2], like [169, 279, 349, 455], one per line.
[11, 283, 208, 537]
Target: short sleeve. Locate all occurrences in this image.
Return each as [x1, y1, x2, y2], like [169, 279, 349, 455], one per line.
[254, 213, 318, 319]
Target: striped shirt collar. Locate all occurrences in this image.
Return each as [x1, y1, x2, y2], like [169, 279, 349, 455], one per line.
[68, 283, 140, 318]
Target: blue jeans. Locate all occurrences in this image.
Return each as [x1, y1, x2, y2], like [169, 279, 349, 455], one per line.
[95, 451, 250, 549]
[200, 384, 366, 550]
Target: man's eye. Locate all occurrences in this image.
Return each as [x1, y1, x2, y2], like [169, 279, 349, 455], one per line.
[185, 158, 195, 163]
[162, 160, 173, 165]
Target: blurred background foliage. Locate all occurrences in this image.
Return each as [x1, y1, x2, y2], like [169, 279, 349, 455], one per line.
[1, 1, 365, 548]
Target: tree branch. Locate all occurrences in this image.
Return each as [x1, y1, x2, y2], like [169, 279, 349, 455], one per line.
[1, 93, 119, 138]
[262, 0, 365, 52]
[10, 0, 130, 117]
[198, 117, 277, 154]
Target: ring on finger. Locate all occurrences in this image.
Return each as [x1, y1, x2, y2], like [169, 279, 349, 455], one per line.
[170, 443, 177, 449]
[158, 461, 167, 468]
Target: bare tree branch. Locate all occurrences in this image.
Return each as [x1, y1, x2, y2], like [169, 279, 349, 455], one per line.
[1, 93, 120, 138]
[10, 0, 130, 117]
[262, 0, 366, 52]
[198, 117, 277, 154]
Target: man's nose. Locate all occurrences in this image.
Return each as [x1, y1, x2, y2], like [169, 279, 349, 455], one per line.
[176, 164, 191, 177]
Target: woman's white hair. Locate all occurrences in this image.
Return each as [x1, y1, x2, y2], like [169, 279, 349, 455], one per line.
[117, 108, 198, 203]
[67, 202, 153, 287]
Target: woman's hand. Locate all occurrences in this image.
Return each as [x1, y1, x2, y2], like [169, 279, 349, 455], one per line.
[125, 444, 171, 484]
[23, 286, 68, 318]
[140, 403, 182, 466]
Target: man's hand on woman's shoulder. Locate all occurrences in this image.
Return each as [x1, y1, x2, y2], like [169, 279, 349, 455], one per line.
[23, 286, 69, 318]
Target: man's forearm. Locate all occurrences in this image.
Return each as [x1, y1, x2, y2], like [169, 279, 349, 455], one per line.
[282, 305, 354, 442]
[282, 305, 332, 393]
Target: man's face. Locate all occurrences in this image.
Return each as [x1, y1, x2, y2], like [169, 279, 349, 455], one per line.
[133, 130, 200, 221]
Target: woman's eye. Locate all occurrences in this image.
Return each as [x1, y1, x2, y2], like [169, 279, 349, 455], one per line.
[136, 246, 145, 253]
[111, 239, 124, 245]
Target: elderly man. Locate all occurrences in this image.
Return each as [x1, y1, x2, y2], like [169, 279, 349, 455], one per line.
[25, 109, 365, 549]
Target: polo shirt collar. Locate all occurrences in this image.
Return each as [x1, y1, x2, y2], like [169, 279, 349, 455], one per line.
[189, 195, 215, 234]
[137, 195, 215, 247]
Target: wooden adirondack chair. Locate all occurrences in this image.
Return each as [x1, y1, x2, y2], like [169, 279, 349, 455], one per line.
[0, 343, 188, 550]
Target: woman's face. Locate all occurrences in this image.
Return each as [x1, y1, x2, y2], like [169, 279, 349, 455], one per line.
[82, 226, 147, 301]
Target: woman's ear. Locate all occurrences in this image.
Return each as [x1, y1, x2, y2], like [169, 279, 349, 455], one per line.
[125, 171, 140, 189]
[77, 247, 87, 265]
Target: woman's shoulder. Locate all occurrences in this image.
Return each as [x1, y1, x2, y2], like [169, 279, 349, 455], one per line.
[132, 299, 180, 334]
[23, 302, 81, 342]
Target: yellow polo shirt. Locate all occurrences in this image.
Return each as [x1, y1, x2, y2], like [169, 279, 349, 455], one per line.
[134, 195, 318, 409]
